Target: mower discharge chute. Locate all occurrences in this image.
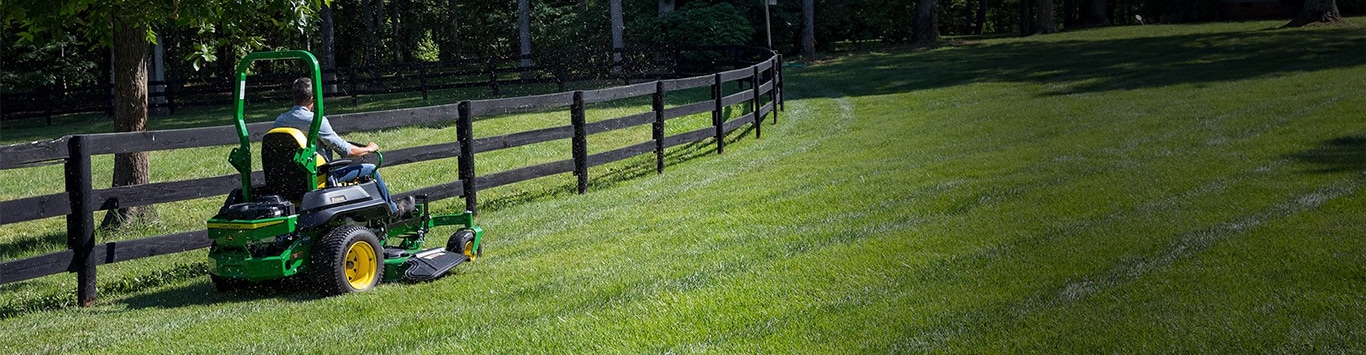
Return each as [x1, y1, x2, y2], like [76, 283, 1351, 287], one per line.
[205, 50, 482, 295]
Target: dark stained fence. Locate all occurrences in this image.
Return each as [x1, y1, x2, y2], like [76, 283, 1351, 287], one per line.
[1, 48, 726, 123]
[0, 46, 784, 306]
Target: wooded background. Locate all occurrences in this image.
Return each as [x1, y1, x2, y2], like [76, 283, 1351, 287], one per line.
[5, 0, 1363, 94]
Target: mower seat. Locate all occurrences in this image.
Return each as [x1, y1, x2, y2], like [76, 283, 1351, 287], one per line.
[262, 127, 327, 201]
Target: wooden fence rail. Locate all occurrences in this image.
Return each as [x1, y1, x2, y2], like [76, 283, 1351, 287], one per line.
[0, 47, 784, 307]
[1, 47, 755, 123]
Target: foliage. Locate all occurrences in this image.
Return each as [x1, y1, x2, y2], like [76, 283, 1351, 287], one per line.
[0, 29, 101, 92]
[628, 2, 755, 49]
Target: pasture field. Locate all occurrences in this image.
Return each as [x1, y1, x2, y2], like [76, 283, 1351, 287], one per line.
[1, 18, 1364, 352]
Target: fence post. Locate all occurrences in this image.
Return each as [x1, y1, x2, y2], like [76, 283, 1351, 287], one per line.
[457, 101, 478, 215]
[653, 81, 666, 175]
[769, 56, 779, 124]
[712, 73, 724, 155]
[752, 66, 762, 139]
[349, 67, 360, 106]
[419, 65, 429, 101]
[65, 135, 96, 307]
[487, 62, 500, 96]
[572, 91, 588, 194]
[776, 54, 785, 112]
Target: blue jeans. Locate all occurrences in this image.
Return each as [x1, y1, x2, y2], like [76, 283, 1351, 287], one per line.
[331, 163, 396, 214]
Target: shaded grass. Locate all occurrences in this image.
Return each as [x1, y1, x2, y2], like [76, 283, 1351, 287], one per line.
[1, 18, 1365, 352]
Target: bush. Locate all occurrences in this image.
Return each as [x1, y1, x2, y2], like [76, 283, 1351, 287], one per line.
[629, 2, 755, 49]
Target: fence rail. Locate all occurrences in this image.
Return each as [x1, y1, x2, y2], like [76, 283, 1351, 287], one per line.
[1, 46, 763, 123]
[0, 46, 784, 307]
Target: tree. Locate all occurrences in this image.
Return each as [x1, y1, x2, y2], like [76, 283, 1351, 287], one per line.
[610, 0, 624, 74]
[1285, 0, 1342, 27]
[659, 0, 675, 17]
[519, 0, 532, 78]
[911, 0, 939, 47]
[1034, 0, 1057, 34]
[1079, 0, 1108, 27]
[801, 0, 815, 58]
[4, 0, 319, 228]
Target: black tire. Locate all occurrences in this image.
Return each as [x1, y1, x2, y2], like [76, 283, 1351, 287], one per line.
[447, 229, 480, 261]
[310, 225, 384, 296]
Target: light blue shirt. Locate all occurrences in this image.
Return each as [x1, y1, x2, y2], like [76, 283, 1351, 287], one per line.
[272, 105, 353, 161]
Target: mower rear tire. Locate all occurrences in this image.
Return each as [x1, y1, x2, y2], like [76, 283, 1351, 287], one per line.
[311, 225, 384, 295]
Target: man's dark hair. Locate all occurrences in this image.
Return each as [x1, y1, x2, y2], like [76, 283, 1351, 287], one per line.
[293, 77, 313, 106]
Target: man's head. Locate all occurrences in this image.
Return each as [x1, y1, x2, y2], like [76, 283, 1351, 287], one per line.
[293, 77, 313, 107]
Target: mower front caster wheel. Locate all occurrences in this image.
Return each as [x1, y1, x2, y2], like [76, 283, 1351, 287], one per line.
[447, 229, 481, 261]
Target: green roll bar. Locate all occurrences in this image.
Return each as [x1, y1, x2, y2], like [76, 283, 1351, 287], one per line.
[227, 50, 325, 202]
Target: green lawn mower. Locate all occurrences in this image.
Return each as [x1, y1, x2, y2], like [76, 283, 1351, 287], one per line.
[205, 50, 482, 295]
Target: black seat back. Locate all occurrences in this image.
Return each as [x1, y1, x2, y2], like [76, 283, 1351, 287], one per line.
[262, 127, 323, 201]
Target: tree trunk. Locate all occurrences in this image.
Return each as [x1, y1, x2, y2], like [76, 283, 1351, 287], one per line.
[911, 0, 939, 47]
[611, 0, 624, 74]
[975, 0, 987, 34]
[321, 3, 337, 94]
[103, 16, 156, 229]
[1063, 0, 1076, 28]
[444, 0, 461, 62]
[363, 0, 376, 67]
[1285, 0, 1341, 27]
[801, 0, 815, 58]
[1020, 0, 1034, 35]
[1078, 0, 1108, 27]
[519, 0, 532, 80]
[1035, 0, 1057, 34]
[659, 0, 675, 17]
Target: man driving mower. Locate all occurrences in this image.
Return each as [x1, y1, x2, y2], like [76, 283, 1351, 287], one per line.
[272, 77, 413, 217]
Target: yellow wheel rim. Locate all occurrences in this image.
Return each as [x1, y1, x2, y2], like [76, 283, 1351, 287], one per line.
[344, 241, 377, 290]
[463, 240, 477, 261]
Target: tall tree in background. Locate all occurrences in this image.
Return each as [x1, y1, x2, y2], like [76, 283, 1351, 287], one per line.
[321, 2, 337, 93]
[611, 0, 624, 73]
[976, 0, 988, 34]
[519, 0, 532, 78]
[1079, 0, 1108, 27]
[444, 0, 461, 61]
[1285, 0, 1341, 27]
[801, 0, 815, 58]
[911, 0, 939, 46]
[1034, 0, 1057, 34]
[659, 0, 675, 17]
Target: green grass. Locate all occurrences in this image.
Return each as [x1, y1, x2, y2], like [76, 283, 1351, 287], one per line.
[2, 18, 1365, 352]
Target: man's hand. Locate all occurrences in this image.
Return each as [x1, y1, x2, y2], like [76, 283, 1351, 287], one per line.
[348, 142, 380, 158]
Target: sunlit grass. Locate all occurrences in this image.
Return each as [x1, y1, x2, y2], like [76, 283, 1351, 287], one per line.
[1, 18, 1364, 352]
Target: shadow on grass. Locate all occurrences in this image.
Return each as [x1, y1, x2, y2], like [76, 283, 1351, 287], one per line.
[0, 231, 67, 261]
[1289, 133, 1366, 174]
[117, 277, 321, 311]
[794, 26, 1365, 99]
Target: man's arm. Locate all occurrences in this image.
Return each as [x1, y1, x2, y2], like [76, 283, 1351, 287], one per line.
[319, 118, 378, 158]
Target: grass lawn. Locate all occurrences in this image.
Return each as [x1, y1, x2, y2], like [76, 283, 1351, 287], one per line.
[2, 18, 1364, 352]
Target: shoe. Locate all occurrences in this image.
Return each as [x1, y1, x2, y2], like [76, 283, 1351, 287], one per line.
[394, 196, 416, 217]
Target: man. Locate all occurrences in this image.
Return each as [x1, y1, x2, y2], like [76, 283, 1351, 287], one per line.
[273, 77, 412, 216]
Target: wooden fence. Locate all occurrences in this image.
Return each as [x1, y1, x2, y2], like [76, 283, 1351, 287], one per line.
[0, 46, 783, 306]
[1, 46, 765, 123]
